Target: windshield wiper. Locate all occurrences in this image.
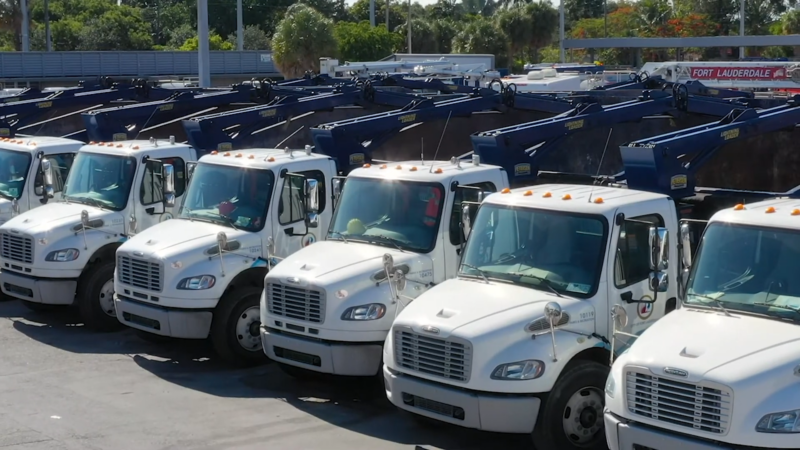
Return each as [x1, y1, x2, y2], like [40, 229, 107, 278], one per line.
[367, 234, 406, 252]
[0, 191, 14, 201]
[460, 263, 489, 283]
[751, 302, 800, 319]
[68, 196, 109, 211]
[686, 292, 732, 317]
[507, 271, 564, 298]
[214, 213, 242, 231]
[329, 231, 348, 243]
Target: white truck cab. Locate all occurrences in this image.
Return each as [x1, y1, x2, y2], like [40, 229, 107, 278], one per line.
[0, 138, 190, 330]
[261, 156, 512, 378]
[0, 136, 84, 226]
[382, 183, 682, 450]
[114, 147, 336, 365]
[604, 198, 800, 450]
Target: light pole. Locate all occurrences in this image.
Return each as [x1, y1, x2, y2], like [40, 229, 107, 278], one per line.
[559, 0, 565, 62]
[739, 0, 745, 59]
[21, 0, 30, 52]
[198, 0, 211, 87]
[407, 0, 412, 53]
[370, 0, 376, 26]
[237, 0, 243, 50]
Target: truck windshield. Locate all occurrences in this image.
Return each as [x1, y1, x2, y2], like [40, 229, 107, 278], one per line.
[0, 148, 32, 200]
[178, 163, 274, 232]
[459, 204, 607, 298]
[328, 178, 445, 253]
[63, 152, 136, 211]
[686, 222, 800, 322]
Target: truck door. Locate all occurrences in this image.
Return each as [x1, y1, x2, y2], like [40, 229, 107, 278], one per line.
[606, 211, 666, 355]
[136, 156, 187, 231]
[30, 152, 75, 210]
[271, 168, 327, 259]
[443, 180, 498, 280]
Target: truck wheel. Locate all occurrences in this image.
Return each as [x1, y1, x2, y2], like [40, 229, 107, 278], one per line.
[531, 361, 608, 450]
[77, 260, 123, 332]
[277, 363, 324, 381]
[210, 285, 268, 367]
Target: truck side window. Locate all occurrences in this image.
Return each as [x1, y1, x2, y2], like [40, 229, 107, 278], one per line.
[279, 170, 326, 225]
[140, 157, 186, 205]
[34, 153, 75, 193]
[614, 214, 665, 288]
[449, 181, 497, 245]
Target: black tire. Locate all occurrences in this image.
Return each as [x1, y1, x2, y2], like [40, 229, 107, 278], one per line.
[531, 361, 608, 450]
[21, 300, 58, 312]
[76, 260, 123, 332]
[277, 362, 324, 381]
[210, 285, 268, 367]
[134, 329, 173, 343]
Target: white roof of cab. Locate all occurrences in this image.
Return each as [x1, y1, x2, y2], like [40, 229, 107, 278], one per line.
[0, 136, 84, 152]
[484, 183, 671, 214]
[80, 139, 194, 157]
[197, 147, 334, 169]
[348, 158, 503, 182]
[711, 198, 800, 229]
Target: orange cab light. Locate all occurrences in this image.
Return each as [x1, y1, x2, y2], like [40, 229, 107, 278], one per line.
[210, 151, 218, 155]
[236, 153, 244, 158]
[116, 144, 123, 148]
[733, 203, 745, 210]
[562, 194, 572, 200]
[363, 163, 371, 168]
[543, 192, 552, 198]
[792, 209, 800, 216]
[380, 164, 388, 169]
[223, 152, 231, 157]
[248, 154, 255, 159]
[434, 168, 443, 173]
[132, 145, 140, 150]
[410, 166, 418, 171]
[594, 197, 604, 204]
[395, 165, 402, 170]
[501, 188, 511, 194]
[766, 206, 776, 214]
[523, 190, 533, 196]
[89, 141, 96, 145]
[267, 156, 275, 162]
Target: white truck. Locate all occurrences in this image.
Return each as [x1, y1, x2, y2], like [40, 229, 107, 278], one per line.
[261, 155, 513, 378]
[0, 137, 189, 330]
[382, 183, 685, 450]
[604, 198, 800, 450]
[113, 146, 336, 366]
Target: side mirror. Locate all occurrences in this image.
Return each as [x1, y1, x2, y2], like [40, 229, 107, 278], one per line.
[41, 158, 54, 200]
[186, 162, 197, 185]
[544, 301, 563, 326]
[216, 231, 228, 251]
[461, 203, 473, 239]
[162, 163, 176, 208]
[81, 210, 90, 228]
[129, 215, 137, 235]
[394, 269, 406, 292]
[611, 304, 628, 329]
[331, 177, 344, 208]
[304, 178, 320, 214]
[649, 271, 669, 293]
[10, 198, 19, 216]
[679, 222, 692, 269]
[648, 226, 669, 272]
[477, 190, 493, 202]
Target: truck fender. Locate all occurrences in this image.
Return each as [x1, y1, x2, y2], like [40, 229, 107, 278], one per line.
[559, 346, 611, 380]
[80, 242, 123, 279]
[218, 266, 269, 302]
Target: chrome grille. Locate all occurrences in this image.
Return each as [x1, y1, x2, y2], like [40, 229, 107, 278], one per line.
[267, 282, 325, 324]
[625, 369, 732, 435]
[0, 232, 33, 264]
[394, 328, 472, 382]
[117, 255, 163, 292]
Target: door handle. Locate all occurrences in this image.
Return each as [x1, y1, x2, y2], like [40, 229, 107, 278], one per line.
[620, 291, 634, 303]
[456, 248, 462, 255]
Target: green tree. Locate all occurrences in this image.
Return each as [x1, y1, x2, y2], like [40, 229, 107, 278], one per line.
[429, 18, 460, 53]
[349, 0, 406, 30]
[451, 17, 508, 66]
[165, 23, 195, 49]
[564, 0, 604, 24]
[782, 9, 800, 56]
[227, 24, 271, 50]
[272, 3, 338, 77]
[76, 6, 154, 50]
[394, 17, 438, 52]
[495, 1, 557, 64]
[334, 21, 400, 61]
[179, 32, 234, 51]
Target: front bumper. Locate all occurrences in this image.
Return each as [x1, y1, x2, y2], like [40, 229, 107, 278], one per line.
[0, 270, 76, 304]
[605, 410, 746, 450]
[114, 294, 212, 339]
[383, 364, 540, 433]
[262, 327, 383, 376]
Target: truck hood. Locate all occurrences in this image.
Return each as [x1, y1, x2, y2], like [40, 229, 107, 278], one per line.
[0, 201, 123, 235]
[269, 240, 433, 282]
[119, 218, 256, 258]
[394, 277, 567, 339]
[624, 307, 800, 381]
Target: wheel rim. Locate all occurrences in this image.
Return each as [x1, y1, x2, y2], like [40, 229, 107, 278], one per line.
[99, 279, 116, 318]
[235, 306, 262, 352]
[562, 386, 604, 445]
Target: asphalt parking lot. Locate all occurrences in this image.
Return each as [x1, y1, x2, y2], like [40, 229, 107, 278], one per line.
[0, 300, 529, 450]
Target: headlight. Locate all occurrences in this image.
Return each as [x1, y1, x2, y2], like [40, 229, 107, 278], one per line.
[177, 275, 216, 290]
[491, 360, 544, 380]
[45, 249, 80, 262]
[756, 409, 800, 433]
[605, 372, 616, 398]
[341, 303, 386, 321]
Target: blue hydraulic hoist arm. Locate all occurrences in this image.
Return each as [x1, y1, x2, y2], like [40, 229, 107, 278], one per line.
[311, 90, 504, 173]
[591, 72, 752, 99]
[81, 84, 270, 142]
[620, 95, 800, 199]
[470, 85, 770, 184]
[1, 76, 119, 104]
[183, 87, 366, 152]
[0, 79, 174, 138]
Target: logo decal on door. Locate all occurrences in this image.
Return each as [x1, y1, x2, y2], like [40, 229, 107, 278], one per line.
[637, 296, 654, 319]
[302, 233, 316, 247]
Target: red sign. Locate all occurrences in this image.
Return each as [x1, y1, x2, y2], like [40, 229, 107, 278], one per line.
[688, 66, 788, 80]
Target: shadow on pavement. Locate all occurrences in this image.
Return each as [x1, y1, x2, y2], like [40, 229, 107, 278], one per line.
[0, 299, 531, 450]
